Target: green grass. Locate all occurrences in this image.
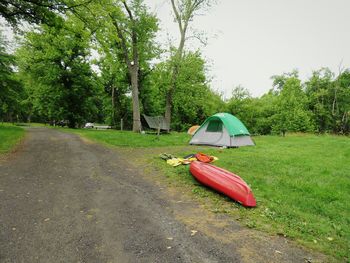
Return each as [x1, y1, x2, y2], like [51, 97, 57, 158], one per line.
[65, 129, 190, 147]
[65, 129, 349, 260]
[0, 124, 25, 155]
[155, 134, 350, 261]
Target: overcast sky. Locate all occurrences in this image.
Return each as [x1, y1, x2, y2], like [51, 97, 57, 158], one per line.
[145, 0, 350, 98]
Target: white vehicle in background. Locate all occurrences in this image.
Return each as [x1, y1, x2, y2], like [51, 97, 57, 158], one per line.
[84, 122, 94, 129]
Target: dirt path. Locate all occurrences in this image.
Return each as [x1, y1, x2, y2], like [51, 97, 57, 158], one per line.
[0, 128, 326, 262]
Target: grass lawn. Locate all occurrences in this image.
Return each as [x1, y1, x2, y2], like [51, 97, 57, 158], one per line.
[157, 134, 350, 261]
[0, 124, 25, 155]
[66, 128, 190, 147]
[66, 129, 349, 260]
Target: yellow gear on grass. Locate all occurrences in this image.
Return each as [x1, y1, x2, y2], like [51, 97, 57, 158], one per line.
[166, 158, 184, 167]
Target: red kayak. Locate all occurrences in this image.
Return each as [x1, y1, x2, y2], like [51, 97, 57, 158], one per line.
[189, 161, 256, 207]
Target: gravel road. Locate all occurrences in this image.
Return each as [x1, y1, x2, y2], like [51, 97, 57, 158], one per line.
[0, 128, 326, 263]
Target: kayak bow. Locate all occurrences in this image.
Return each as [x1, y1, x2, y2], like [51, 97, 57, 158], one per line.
[189, 161, 256, 207]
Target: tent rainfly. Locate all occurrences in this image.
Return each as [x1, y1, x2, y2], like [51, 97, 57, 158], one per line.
[189, 113, 255, 147]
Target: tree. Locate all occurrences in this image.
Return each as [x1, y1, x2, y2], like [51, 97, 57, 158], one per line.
[0, 0, 91, 27]
[226, 85, 252, 120]
[96, 52, 131, 128]
[165, 0, 212, 130]
[106, 0, 158, 132]
[75, 0, 159, 132]
[333, 69, 350, 134]
[226, 86, 256, 133]
[226, 86, 279, 135]
[255, 92, 279, 134]
[271, 73, 313, 135]
[0, 30, 23, 122]
[16, 16, 99, 127]
[305, 68, 350, 134]
[305, 68, 334, 133]
[151, 51, 224, 131]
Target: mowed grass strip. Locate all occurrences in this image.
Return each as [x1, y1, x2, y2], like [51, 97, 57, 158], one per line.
[0, 124, 25, 154]
[68, 129, 190, 147]
[70, 129, 349, 260]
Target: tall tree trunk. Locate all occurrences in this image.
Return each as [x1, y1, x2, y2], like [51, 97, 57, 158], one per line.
[164, 20, 187, 131]
[110, 1, 142, 133]
[130, 66, 141, 132]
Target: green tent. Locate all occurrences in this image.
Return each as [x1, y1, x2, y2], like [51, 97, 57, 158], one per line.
[190, 113, 254, 147]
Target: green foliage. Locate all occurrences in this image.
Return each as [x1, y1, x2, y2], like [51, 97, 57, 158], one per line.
[0, 0, 64, 26]
[226, 87, 277, 135]
[73, 0, 159, 131]
[305, 68, 350, 134]
[333, 70, 350, 134]
[16, 16, 100, 127]
[251, 92, 278, 134]
[0, 31, 24, 122]
[88, 0, 160, 68]
[305, 68, 335, 133]
[271, 74, 314, 135]
[95, 53, 132, 128]
[225, 70, 349, 136]
[150, 51, 225, 131]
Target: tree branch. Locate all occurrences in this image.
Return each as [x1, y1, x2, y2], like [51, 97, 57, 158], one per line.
[109, 14, 131, 68]
[121, 1, 138, 66]
[121, 0, 134, 21]
[171, 0, 183, 32]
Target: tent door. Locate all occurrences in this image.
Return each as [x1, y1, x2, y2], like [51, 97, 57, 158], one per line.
[191, 122, 230, 146]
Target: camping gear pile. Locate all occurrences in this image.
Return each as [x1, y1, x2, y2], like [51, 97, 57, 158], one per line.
[159, 152, 218, 167]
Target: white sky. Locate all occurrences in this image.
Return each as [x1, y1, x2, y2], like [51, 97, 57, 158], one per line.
[145, 0, 350, 98]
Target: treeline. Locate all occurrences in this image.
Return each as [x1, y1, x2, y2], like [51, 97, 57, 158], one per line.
[0, 0, 349, 135]
[226, 70, 350, 135]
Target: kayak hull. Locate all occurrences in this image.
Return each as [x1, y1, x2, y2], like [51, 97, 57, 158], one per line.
[189, 161, 256, 207]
